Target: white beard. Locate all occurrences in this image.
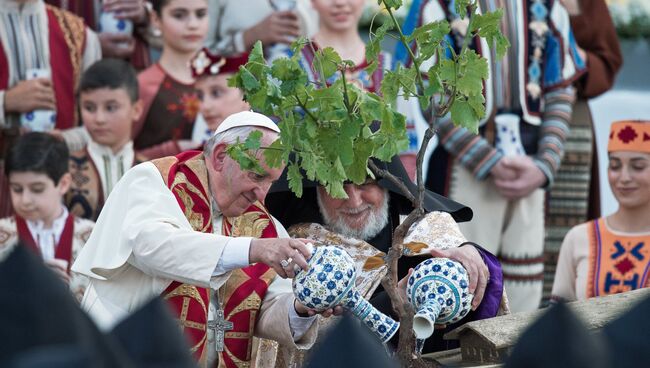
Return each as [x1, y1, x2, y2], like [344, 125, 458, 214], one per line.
[317, 189, 390, 241]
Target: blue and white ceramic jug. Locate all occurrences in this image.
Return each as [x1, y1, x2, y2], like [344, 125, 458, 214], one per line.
[406, 257, 474, 340]
[293, 245, 400, 343]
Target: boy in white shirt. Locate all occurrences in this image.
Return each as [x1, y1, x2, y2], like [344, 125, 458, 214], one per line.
[0, 132, 94, 302]
[66, 59, 146, 221]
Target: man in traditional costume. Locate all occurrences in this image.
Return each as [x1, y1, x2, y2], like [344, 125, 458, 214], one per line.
[0, 0, 102, 217]
[396, 0, 586, 312]
[72, 111, 324, 367]
[262, 156, 508, 366]
[551, 120, 650, 302]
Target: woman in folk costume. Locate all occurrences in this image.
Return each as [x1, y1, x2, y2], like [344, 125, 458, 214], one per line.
[267, 0, 426, 180]
[543, 0, 623, 302]
[396, 0, 586, 312]
[0, 133, 94, 302]
[551, 120, 650, 302]
[133, 0, 207, 159]
[0, 0, 101, 218]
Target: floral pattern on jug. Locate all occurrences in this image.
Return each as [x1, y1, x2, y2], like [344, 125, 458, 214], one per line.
[293, 245, 400, 343]
[406, 257, 474, 339]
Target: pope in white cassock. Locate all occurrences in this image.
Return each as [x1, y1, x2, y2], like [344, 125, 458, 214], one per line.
[72, 111, 331, 368]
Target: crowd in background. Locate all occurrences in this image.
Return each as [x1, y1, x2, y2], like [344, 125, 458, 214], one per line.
[0, 0, 648, 366]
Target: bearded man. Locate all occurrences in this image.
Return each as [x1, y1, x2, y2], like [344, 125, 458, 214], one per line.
[261, 156, 508, 366]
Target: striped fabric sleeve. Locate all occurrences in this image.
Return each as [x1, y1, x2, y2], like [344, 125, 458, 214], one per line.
[532, 86, 576, 188]
[436, 119, 503, 180]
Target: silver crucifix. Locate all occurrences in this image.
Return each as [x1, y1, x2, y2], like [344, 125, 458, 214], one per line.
[208, 308, 233, 352]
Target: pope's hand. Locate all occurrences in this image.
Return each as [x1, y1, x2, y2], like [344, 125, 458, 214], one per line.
[249, 238, 312, 278]
[429, 245, 489, 310]
[294, 299, 344, 318]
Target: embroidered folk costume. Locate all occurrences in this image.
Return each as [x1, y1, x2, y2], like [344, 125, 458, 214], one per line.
[0, 207, 94, 302]
[552, 121, 650, 302]
[72, 113, 318, 368]
[66, 141, 145, 221]
[397, 0, 585, 311]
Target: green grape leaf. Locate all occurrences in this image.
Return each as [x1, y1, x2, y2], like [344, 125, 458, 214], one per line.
[456, 50, 488, 96]
[467, 93, 486, 117]
[240, 67, 261, 91]
[243, 130, 262, 150]
[450, 98, 479, 133]
[347, 139, 374, 183]
[301, 151, 319, 180]
[471, 10, 510, 58]
[326, 180, 347, 199]
[290, 36, 309, 54]
[366, 21, 394, 75]
[263, 138, 285, 169]
[316, 47, 342, 80]
[381, 0, 403, 10]
[454, 0, 471, 18]
[226, 141, 265, 175]
[411, 21, 450, 62]
[287, 162, 303, 198]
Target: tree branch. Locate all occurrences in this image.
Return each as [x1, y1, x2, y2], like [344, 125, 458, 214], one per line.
[415, 126, 437, 212]
[368, 160, 416, 206]
[384, 5, 426, 95]
[294, 94, 320, 124]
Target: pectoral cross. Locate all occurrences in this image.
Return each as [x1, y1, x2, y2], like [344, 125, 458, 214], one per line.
[208, 308, 233, 352]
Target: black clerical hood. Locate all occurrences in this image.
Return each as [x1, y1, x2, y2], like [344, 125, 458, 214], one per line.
[267, 155, 472, 227]
[305, 315, 399, 368]
[0, 244, 133, 367]
[109, 297, 197, 368]
[602, 294, 650, 368]
[504, 303, 609, 368]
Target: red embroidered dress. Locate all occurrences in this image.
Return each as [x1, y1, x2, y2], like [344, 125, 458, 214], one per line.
[134, 64, 201, 159]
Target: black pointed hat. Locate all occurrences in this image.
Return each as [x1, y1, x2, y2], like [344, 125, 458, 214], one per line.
[266, 155, 472, 228]
[305, 315, 399, 368]
[0, 244, 132, 367]
[602, 294, 650, 368]
[504, 303, 608, 368]
[109, 297, 197, 368]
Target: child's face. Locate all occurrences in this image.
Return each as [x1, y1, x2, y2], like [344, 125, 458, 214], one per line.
[608, 151, 650, 210]
[80, 88, 142, 152]
[312, 0, 365, 33]
[196, 74, 250, 131]
[152, 0, 209, 55]
[9, 171, 70, 224]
